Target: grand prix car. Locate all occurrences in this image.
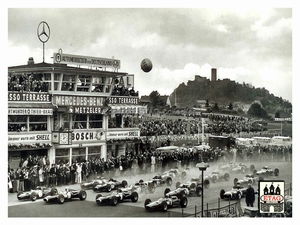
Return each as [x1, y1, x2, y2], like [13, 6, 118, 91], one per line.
[80, 177, 107, 190]
[134, 179, 156, 193]
[255, 166, 279, 177]
[203, 171, 230, 183]
[164, 186, 199, 198]
[219, 162, 255, 174]
[43, 187, 87, 204]
[163, 168, 189, 179]
[93, 178, 128, 192]
[149, 173, 173, 187]
[95, 185, 139, 206]
[144, 195, 188, 212]
[233, 174, 261, 186]
[17, 186, 58, 201]
[220, 184, 247, 200]
[176, 177, 210, 189]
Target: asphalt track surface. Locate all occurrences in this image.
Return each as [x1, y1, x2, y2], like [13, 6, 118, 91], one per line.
[8, 160, 292, 218]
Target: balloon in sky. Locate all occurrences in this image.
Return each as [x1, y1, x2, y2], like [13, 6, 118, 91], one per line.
[141, 58, 153, 73]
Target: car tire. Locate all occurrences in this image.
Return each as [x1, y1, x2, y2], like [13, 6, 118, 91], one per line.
[144, 198, 151, 210]
[164, 188, 171, 197]
[250, 165, 255, 172]
[50, 187, 58, 196]
[58, 194, 65, 204]
[122, 180, 128, 187]
[148, 183, 155, 194]
[234, 178, 238, 186]
[220, 189, 225, 199]
[224, 173, 230, 181]
[274, 168, 279, 176]
[30, 192, 37, 201]
[106, 184, 112, 192]
[203, 179, 210, 189]
[161, 201, 168, 212]
[95, 193, 102, 201]
[212, 175, 217, 183]
[17, 191, 23, 200]
[111, 196, 118, 206]
[196, 187, 202, 197]
[152, 181, 157, 188]
[131, 192, 139, 202]
[180, 196, 188, 208]
[79, 190, 87, 200]
[181, 171, 187, 179]
[166, 177, 172, 186]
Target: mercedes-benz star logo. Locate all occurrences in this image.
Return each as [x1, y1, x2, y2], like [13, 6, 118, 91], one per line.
[37, 21, 50, 43]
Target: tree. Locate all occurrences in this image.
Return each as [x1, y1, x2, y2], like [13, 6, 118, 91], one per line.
[213, 103, 219, 112]
[149, 90, 164, 108]
[228, 102, 233, 110]
[247, 102, 269, 118]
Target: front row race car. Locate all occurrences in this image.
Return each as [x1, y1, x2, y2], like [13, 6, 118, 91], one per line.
[43, 187, 87, 204]
[17, 186, 58, 201]
[95, 186, 139, 206]
[220, 183, 247, 200]
[144, 195, 188, 212]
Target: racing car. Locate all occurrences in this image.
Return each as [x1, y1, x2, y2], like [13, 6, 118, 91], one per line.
[220, 183, 247, 200]
[134, 179, 156, 193]
[149, 173, 173, 187]
[144, 195, 188, 212]
[93, 178, 128, 192]
[219, 162, 255, 174]
[164, 187, 195, 198]
[80, 177, 107, 190]
[43, 187, 87, 204]
[233, 174, 261, 186]
[172, 177, 209, 197]
[203, 171, 230, 183]
[17, 186, 58, 201]
[255, 166, 279, 177]
[95, 185, 139, 206]
[163, 167, 189, 179]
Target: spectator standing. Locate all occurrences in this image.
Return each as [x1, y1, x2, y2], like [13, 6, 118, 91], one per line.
[245, 184, 256, 207]
[150, 154, 156, 173]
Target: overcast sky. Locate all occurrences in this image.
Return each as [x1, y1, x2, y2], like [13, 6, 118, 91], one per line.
[7, 4, 295, 103]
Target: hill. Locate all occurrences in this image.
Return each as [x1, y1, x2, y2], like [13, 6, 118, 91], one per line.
[168, 75, 292, 117]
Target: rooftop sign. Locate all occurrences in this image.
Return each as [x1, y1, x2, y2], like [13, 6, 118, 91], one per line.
[53, 52, 121, 70]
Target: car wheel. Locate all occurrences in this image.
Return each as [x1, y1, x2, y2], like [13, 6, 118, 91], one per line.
[175, 182, 181, 189]
[274, 168, 279, 176]
[50, 187, 58, 195]
[164, 188, 171, 197]
[95, 194, 102, 201]
[196, 187, 202, 197]
[122, 180, 128, 187]
[58, 194, 65, 204]
[203, 179, 210, 189]
[152, 181, 157, 188]
[131, 192, 138, 202]
[224, 173, 230, 181]
[17, 191, 23, 200]
[180, 196, 188, 208]
[220, 189, 225, 199]
[111, 196, 118, 206]
[79, 190, 87, 200]
[181, 171, 187, 179]
[30, 192, 37, 201]
[148, 183, 155, 194]
[190, 183, 196, 189]
[166, 177, 172, 186]
[161, 201, 168, 212]
[234, 178, 238, 186]
[144, 198, 151, 210]
[250, 165, 255, 172]
[212, 176, 217, 183]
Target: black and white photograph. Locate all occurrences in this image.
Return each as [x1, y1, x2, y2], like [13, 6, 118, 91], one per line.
[5, 1, 298, 223]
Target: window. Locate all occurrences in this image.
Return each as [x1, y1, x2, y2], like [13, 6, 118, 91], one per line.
[72, 148, 86, 162]
[8, 115, 47, 132]
[55, 148, 70, 164]
[77, 75, 92, 92]
[89, 114, 103, 129]
[72, 114, 87, 129]
[61, 74, 76, 91]
[88, 146, 102, 159]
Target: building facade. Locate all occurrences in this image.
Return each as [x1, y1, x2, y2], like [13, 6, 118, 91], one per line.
[8, 53, 147, 169]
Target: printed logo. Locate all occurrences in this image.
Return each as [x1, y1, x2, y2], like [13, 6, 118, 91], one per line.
[259, 180, 285, 214]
